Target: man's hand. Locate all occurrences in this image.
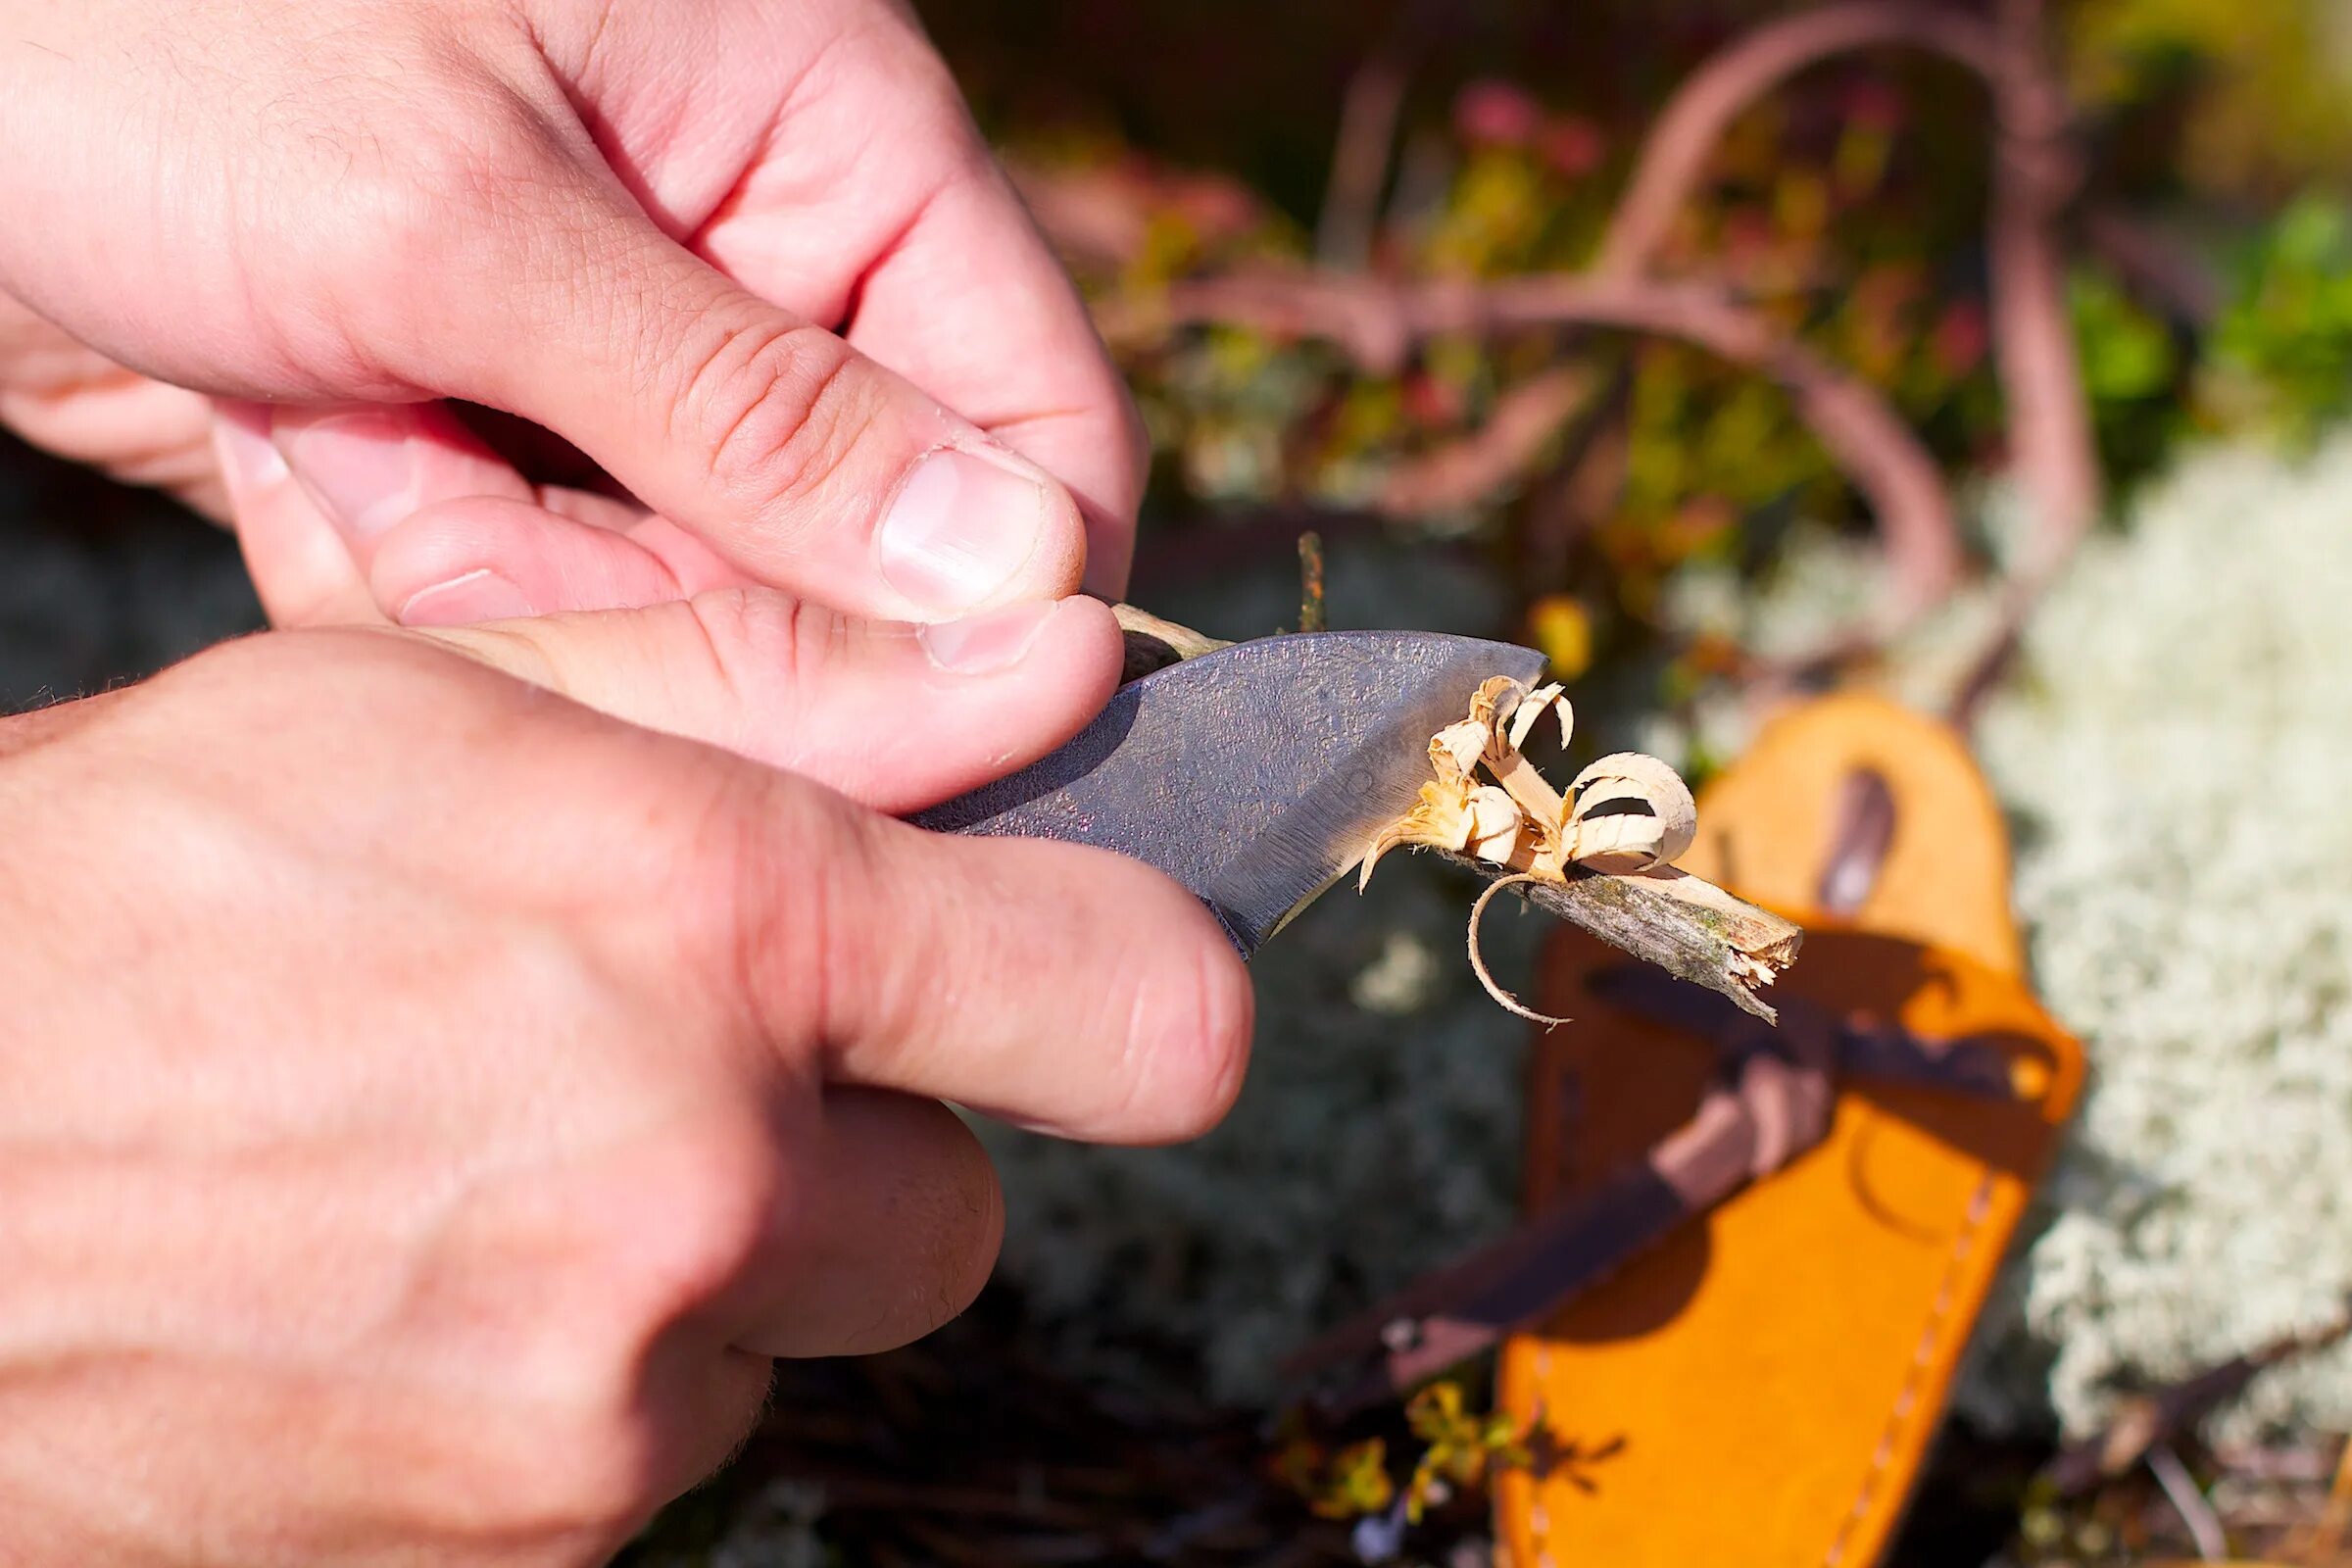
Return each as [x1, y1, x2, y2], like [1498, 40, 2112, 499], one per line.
[0, 292, 227, 519]
[0, 604, 1250, 1566]
[0, 0, 1144, 626]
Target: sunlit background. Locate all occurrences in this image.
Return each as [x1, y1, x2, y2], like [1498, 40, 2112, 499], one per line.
[8, 2, 2352, 1563]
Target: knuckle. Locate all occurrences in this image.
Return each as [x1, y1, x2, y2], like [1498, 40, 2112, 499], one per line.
[430, 1352, 673, 1541]
[673, 763, 868, 1054]
[671, 319, 884, 521]
[326, 139, 485, 270]
[679, 589, 841, 723]
[481, 1140, 785, 1532]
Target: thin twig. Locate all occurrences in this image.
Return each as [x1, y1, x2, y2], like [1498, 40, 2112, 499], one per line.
[1943, 568, 2043, 732]
[1592, 0, 2099, 576]
[2145, 1443, 2228, 1563]
[2082, 204, 2225, 325]
[1297, 531, 1327, 633]
[1988, 0, 2101, 565]
[2044, 1297, 2352, 1496]
[1114, 602, 1235, 682]
[1437, 850, 1801, 1021]
[1377, 366, 1599, 516]
[1594, 2, 2004, 278]
[1317, 39, 1413, 270]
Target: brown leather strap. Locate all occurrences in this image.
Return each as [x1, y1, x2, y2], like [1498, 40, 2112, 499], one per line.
[1817, 767, 1896, 915]
[1588, 965, 2027, 1103]
[1283, 1031, 1837, 1418]
[1280, 766, 1966, 1419]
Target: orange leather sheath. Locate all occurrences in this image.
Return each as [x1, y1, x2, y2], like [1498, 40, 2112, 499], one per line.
[1494, 695, 2084, 1568]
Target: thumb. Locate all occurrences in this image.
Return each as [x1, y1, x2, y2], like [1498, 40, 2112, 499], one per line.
[411, 587, 1122, 814]
[363, 181, 1091, 624]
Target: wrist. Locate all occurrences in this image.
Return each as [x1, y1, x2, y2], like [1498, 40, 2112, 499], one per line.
[0, 699, 86, 763]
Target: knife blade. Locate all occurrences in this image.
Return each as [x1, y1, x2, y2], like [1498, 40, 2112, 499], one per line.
[912, 630, 1546, 954]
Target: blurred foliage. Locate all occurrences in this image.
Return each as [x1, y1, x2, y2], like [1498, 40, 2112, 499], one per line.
[2068, 0, 2352, 196]
[2204, 194, 2352, 440]
[2068, 266, 2181, 482]
[1271, 1381, 1537, 1537]
[1396, 1382, 1536, 1525]
[916, 0, 2352, 683]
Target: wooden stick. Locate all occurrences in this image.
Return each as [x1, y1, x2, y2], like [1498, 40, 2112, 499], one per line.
[1441, 851, 1802, 1022]
[1296, 532, 1327, 634]
[1112, 603, 1233, 682]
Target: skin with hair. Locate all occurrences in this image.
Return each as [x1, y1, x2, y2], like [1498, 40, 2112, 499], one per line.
[0, 601, 1253, 1565]
[0, 0, 1148, 628]
[0, 2, 1228, 1561]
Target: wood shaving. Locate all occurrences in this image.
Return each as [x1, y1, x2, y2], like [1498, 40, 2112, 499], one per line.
[1359, 676, 1719, 1020]
[1467, 875, 1572, 1028]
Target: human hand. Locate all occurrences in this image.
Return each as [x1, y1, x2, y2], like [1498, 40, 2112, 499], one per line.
[0, 289, 225, 520]
[0, 598, 1249, 1566]
[0, 0, 1142, 629]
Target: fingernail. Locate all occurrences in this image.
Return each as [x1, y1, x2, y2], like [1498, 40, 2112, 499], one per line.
[213, 413, 289, 494]
[282, 410, 426, 542]
[917, 601, 1056, 674]
[878, 448, 1050, 616]
[397, 569, 534, 627]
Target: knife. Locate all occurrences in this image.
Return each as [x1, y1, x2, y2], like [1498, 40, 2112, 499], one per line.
[912, 629, 1546, 954]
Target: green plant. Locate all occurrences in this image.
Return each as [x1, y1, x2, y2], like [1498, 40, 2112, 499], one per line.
[2205, 195, 2352, 442]
[1270, 1381, 1538, 1528]
[1398, 1380, 1536, 1524]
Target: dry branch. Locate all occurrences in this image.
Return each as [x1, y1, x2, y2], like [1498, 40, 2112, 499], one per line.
[1988, 0, 2100, 565]
[1594, 2, 2004, 277]
[1060, 1, 2133, 709]
[1102, 270, 1961, 616]
[2044, 1298, 2352, 1497]
[1296, 531, 1327, 633]
[1445, 854, 1802, 1021]
[2082, 205, 2224, 325]
[1316, 45, 1411, 270]
[1376, 365, 1599, 516]
[1114, 602, 1233, 682]
[1594, 0, 2098, 571]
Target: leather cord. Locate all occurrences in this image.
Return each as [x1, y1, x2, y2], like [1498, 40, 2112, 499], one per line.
[1279, 766, 1904, 1419]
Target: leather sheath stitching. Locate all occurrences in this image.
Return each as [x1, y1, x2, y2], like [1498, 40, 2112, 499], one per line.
[1817, 1174, 1997, 1568]
[1514, 1172, 2001, 1568]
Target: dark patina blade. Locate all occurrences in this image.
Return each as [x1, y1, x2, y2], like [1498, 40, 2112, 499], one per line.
[912, 631, 1546, 954]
